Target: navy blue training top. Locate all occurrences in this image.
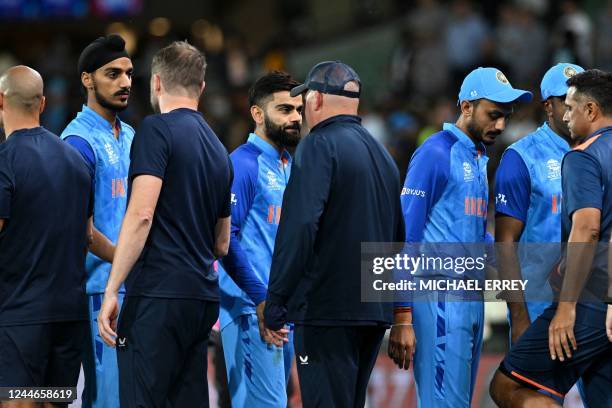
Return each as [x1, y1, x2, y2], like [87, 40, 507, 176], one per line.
[561, 126, 612, 305]
[126, 108, 233, 301]
[0, 127, 92, 326]
[265, 115, 405, 327]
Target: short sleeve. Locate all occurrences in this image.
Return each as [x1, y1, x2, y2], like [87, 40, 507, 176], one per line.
[562, 150, 602, 216]
[0, 152, 14, 219]
[64, 136, 96, 179]
[129, 116, 171, 180]
[494, 149, 531, 223]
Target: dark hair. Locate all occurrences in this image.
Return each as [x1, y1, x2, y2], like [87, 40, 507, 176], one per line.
[566, 69, 612, 116]
[151, 41, 206, 98]
[248, 71, 299, 108]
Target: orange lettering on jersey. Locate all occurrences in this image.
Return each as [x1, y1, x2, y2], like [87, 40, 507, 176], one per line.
[552, 194, 558, 214]
[275, 206, 281, 224]
[112, 179, 116, 198]
[116, 179, 126, 197]
[477, 198, 483, 216]
[267, 205, 274, 224]
[465, 198, 470, 215]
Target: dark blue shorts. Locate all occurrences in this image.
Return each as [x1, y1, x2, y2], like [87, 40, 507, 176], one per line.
[500, 303, 612, 407]
[0, 321, 87, 387]
[116, 296, 219, 408]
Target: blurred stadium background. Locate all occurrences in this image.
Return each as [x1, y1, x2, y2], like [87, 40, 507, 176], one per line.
[2, 0, 611, 406]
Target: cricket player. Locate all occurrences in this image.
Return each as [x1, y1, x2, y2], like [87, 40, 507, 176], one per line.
[490, 69, 612, 408]
[495, 63, 584, 344]
[264, 61, 405, 407]
[0, 66, 92, 404]
[61, 34, 133, 408]
[97, 41, 233, 408]
[218, 71, 302, 407]
[389, 67, 532, 407]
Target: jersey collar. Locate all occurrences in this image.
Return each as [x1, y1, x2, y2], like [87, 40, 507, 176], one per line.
[247, 133, 291, 162]
[540, 122, 569, 151]
[586, 126, 612, 141]
[442, 122, 486, 156]
[78, 105, 124, 133]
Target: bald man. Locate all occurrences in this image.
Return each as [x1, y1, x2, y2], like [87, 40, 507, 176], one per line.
[262, 61, 404, 407]
[0, 66, 93, 407]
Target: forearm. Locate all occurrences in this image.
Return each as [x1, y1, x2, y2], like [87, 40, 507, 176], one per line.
[89, 225, 115, 263]
[496, 241, 528, 310]
[560, 228, 599, 303]
[222, 237, 267, 305]
[105, 211, 153, 294]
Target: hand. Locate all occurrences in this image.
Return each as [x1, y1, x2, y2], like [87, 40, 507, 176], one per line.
[98, 291, 119, 347]
[606, 304, 612, 342]
[256, 301, 289, 347]
[548, 302, 577, 361]
[388, 310, 416, 370]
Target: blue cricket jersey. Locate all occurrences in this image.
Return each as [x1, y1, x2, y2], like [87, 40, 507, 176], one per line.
[402, 123, 489, 244]
[495, 123, 568, 315]
[61, 105, 134, 294]
[219, 133, 291, 329]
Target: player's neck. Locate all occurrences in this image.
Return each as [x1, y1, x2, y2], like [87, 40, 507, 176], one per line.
[158, 95, 199, 114]
[454, 118, 478, 147]
[87, 99, 117, 128]
[587, 117, 612, 137]
[3, 113, 40, 139]
[547, 121, 572, 145]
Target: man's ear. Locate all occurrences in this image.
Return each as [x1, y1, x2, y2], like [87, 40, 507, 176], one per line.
[200, 81, 205, 95]
[250, 105, 264, 126]
[152, 74, 160, 93]
[315, 91, 324, 111]
[585, 101, 599, 122]
[39, 95, 46, 115]
[460, 100, 473, 117]
[81, 72, 92, 90]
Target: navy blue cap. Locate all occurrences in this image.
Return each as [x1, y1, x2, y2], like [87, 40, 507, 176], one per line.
[540, 63, 584, 101]
[290, 61, 361, 98]
[458, 67, 532, 104]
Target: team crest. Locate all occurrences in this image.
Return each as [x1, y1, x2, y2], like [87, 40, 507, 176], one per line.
[563, 66, 578, 78]
[496, 71, 509, 85]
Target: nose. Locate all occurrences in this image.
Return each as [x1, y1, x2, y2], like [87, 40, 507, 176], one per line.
[289, 109, 302, 123]
[119, 73, 131, 88]
[495, 117, 506, 132]
[563, 109, 570, 123]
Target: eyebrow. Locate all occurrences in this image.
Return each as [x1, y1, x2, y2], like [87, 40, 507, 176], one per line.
[276, 103, 300, 110]
[104, 67, 133, 73]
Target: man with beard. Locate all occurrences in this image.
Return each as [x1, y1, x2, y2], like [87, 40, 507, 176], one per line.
[60, 34, 133, 408]
[490, 69, 612, 408]
[98, 41, 232, 408]
[389, 67, 532, 407]
[217, 71, 302, 408]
